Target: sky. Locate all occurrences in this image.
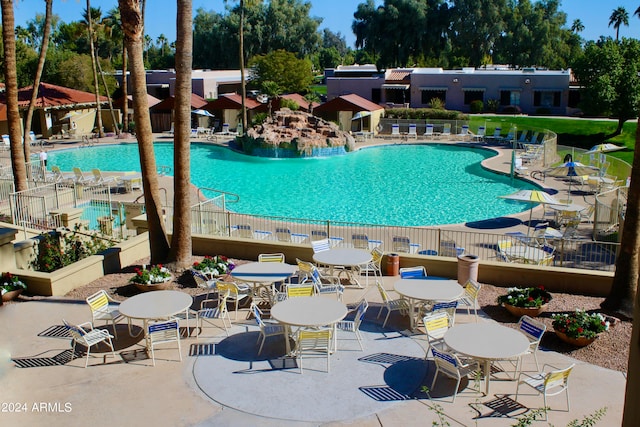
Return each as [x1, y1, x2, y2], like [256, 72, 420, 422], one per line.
[12, 0, 640, 49]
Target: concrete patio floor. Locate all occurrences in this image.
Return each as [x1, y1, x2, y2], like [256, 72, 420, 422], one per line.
[0, 275, 626, 427]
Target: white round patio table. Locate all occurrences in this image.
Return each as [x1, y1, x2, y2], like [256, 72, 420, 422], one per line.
[503, 245, 549, 264]
[271, 296, 348, 354]
[548, 203, 585, 213]
[444, 322, 530, 395]
[119, 290, 193, 346]
[230, 262, 298, 303]
[312, 248, 372, 287]
[394, 279, 463, 330]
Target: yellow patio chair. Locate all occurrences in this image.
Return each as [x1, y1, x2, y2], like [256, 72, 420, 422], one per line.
[86, 290, 125, 339]
[258, 253, 285, 263]
[422, 311, 452, 359]
[515, 364, 574, 420]
[296, 328, 332, 373]
[216, 281, 250, 320]
[457, 279, 482, 321]
[286, 283, 315, 298]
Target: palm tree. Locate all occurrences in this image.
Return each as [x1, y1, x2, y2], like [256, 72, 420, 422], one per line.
[105, 7, 128, 134]
[571, 19, 584, 33]
[224, 0, 249, 136]
[609, 6, 629, 41]
[117, 0, 170, 263]
[157, 33, 168, 56]
[84, 2, 104, 137]
[23, 0, 53, 164]
[167, 0, 193, 269]
[1, 0, 28, 192]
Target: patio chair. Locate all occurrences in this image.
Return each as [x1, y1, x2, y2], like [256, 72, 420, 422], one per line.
[336, 299, 369, 351]
[296, 328, 332, 373]
[392, 235, 420, 253]
[457, 279, 482, 321]
[351, 233, 383, 250]
[250, 302, 287, 355]
[424, 124, 434, 138]
[430, 300, 459, 326]
[440, 123, 451, 140]
[486, 127, 502, 143]
[48, 166, 73, 183]
[233, 224, 273, 240]
[390, 123, 400, 138]
[356, 247, 384, 285]
[498, 127, 516, 145]
[72, 167, 92, 184]
[430, 348, 481, 403]
[275, 227, 309, 244]
[376, 281, 410, 328]
[407, 124, 417, 139]
[286, 283, 315, 298]
[86, 290, 125, 339]
[216, 281, 250, 320]
[297, 260, 344, 300]
[147, 320, 182, 366]
[91, 168, 117, 186]
[457, 124, 470, 141]
[515, 315, 547, 373]
[311, 238, 331, 254]
[516, 130, 529, 147]
[515, 364, 574, 420]
[399, 266, 427, 279]
[472, 126, 485, 142]
[63, 319, 117, 368]
[191, 270, 218, 299]
[538, 244, 555, 266]
[29, 131, 44, 146]
[497, 240, 514, 263]
[439, 240, 464, 258]
[422, 311, 452, 359]
[258, 253, 285, 263]
[311, 229, 343, 247]
[1, 134, 9, 147]
[195, 292, 231, 339]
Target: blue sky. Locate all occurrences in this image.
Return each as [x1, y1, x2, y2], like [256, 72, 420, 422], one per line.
[12, 0, 640, 48]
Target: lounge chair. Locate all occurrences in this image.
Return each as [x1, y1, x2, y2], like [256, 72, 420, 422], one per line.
[389, 123, 400, 139]
[424, 124, 434, 138]
[472, 126, 485, 142]
[29, 131, 44, 146]
[91, 169, 117, 186]
[233, 224, 273, 240]
[1, 134, 10, 148]
[498, 127, 516, 145]
[457, 124, 470, 141]
[275, 227, 309, 244]
[407, 124, 417, 139]
[351, 233, 383, 250]
[440, 123, 451, 140]
[72, 167, 92, 184]
[392, 235, 421, 253]
[48, 166, 74, 183]
[485, 127, 502, 143]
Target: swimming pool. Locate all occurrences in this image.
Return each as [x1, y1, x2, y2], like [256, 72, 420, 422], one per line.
[48, 143, 537, 226]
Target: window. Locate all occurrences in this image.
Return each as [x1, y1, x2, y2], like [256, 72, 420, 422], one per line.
[372, 88, 381, 104]
[463, 90, 484, 105]
[500, 90, 520, 106]
[421, 90, 446, 105]
[534, 91, 561, 107]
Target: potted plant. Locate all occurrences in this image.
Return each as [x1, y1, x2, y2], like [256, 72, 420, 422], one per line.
[552, 309, 610, 347]
[191, 255, 235, 279]
[1, 272, 27, 302]
[130, 264, 173, 292]
[496, 285, 552, 317]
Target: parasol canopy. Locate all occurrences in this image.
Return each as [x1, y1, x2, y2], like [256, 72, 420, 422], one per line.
[498, 190, 561, 235]
[586, 143, 624, 154]
[192, 109, 215, 117]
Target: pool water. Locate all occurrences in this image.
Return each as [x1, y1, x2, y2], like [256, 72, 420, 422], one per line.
[49, 143, 537, 226]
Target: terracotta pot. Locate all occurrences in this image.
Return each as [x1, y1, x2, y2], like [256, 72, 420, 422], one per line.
[2, 289, 23, 302]
[503, 303, 548, 318]
[134, 277, 172, 292]
[555, 330, 597, 347]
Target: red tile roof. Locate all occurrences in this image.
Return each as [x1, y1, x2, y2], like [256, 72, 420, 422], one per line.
[314, 94, 384, 113]
[114, 94, 161, 109]
[386, 71, 411, 82]
[0, 82, 108, 108]
[205, 93, 265, 111]
[150, 93, 208, 111]
[277, 93, 320, 111]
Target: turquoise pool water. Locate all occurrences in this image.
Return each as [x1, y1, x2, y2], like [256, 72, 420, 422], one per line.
[48, 143, 536, 226]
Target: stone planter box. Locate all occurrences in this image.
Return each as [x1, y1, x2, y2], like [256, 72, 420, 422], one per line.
[555, 330, 598, 347]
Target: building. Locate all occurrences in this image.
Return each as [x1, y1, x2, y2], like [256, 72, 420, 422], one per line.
[326, 65, 572, 116]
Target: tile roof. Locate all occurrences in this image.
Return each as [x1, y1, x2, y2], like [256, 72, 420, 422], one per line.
[314, 94, 384, 113]
[150, 93, 208, 111]
[386, 71, 411, 81]
[0, 82, 108, 108]
[204, 93, 266, 111]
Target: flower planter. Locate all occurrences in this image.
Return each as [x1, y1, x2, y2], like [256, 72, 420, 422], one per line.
[2, 289, 23, 302]
[133, 275, 173, 292]
[503, 303, 548, 318]
[555, 330, 597, 347]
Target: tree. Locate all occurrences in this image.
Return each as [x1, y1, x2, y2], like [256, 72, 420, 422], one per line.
[609, 6, 629, 41]
[167, 0, 193, 270]
[118, 0, 170, 264]
[2, 0, 28, 192]
[249, 49, 313, 94]
[260, 80, 280, 117]
[84, 3, 104, 137]
[105, 7, 128, 133]
[23, 0, 53, 164]
[573, 37, 640, 138]
[571, 18, 584, 33]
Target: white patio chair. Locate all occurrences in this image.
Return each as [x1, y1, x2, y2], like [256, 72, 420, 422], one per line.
[457, 124, 470, 141]
[392, 235, 421, 253]
[439, 240, 464, 257]
[430, 348, 481, 403]
[275, 227, 309, 243]
[352, 233, 383, 250]
[250, 302, 287, 355]
[63, 319, 117, 368]
[311, 229, 343, 247]
[515, 364, 574, 420]
[233, 224, 272, 240]
[472, 126, 485, 142]
[147, 319, 182, 366]
[422, 310, 452, 359]
[407, 124, 417, 139]
[86, 290, 125, 339]
[457, 279, 482, 321]
[440, 123, 451, 140]
[424, 124, 434, 138]
[191, 270, 217, 299]
[336, 299, 369, 351]
[196, 292, 231, 339]
[390, 123, 400, 138]
[297, 260, 344, 300]
[296, 328, 332, 373]
[515, 315, 546, 373]
[376, 281, 409, 328]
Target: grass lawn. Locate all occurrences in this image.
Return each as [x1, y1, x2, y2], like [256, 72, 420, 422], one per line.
[471, 115, 636, 165]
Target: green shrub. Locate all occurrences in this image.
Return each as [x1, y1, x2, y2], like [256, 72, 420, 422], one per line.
[485, 99, 499, 113]
[429, 98, 445, 110]
[385, 108, 468, 121]
[280, 98, 300, 111]
[470, 100, 484, 114]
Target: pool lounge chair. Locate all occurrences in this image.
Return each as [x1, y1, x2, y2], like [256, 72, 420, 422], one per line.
[72, 167, 93, 184]
[472, 126, 485, 142]
[407, 124, 417, 139]
[91, 169, 118, 186]
[387, 123, 400, 139]
[424, 124, 434, 138]
[457, 125, 470, 141]
[275, 227, 309, 244]
[233, 224, 273, 240]
[485, 127, 502, 143]
[440, 123, 452, 140]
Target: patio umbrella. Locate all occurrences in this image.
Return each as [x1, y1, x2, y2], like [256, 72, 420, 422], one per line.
[586, 143, 624, 154]
[544, 161, 599, 198]
[498, 190, 561, 236]
[192, 109, 214, 117]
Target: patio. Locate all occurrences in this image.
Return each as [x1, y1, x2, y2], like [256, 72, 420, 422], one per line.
[0, 275, 626, 426]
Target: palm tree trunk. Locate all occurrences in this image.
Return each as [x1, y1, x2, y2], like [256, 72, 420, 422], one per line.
[118, 0, 170, 263]
[122, 44, 129, 133]
[2, 0, 28, 192]
[96, 56, 120, 136]
[23, 0, 52, 162]
[239, 0, 247, 135]
[167, 0, 193, 269]
[87, 0, 104, 138]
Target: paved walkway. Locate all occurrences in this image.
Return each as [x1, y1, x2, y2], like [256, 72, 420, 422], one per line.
[0, 275, 626, 426]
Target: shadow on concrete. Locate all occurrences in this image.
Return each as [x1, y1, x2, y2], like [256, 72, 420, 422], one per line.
[465, 217, 522, 230]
